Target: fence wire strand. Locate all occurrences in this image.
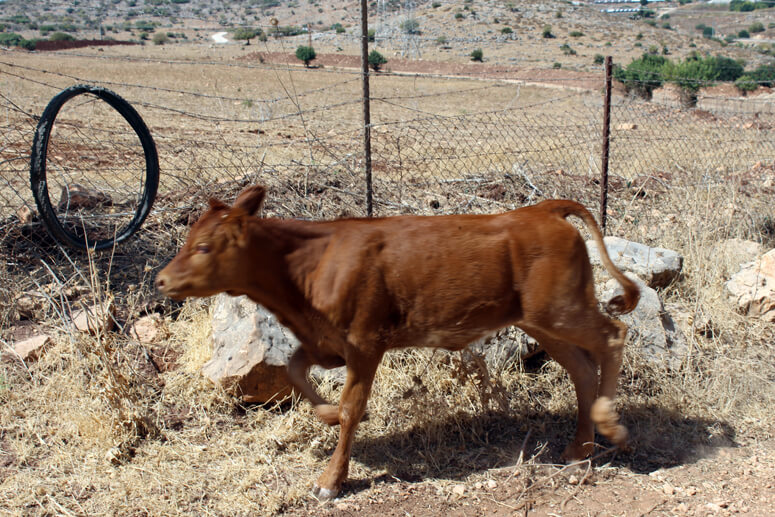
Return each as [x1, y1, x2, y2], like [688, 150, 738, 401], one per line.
[1, 51, 773, 314]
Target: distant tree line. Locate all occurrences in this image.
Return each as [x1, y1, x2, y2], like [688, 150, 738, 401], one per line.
[615, 52, 775, 99]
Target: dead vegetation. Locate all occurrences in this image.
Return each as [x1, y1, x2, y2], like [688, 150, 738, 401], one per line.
[2, 161, 774, 514]
[1, 28, 775, 516]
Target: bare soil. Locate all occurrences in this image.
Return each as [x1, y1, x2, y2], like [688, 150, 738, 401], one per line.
[286, 440, 775, 516]
[248, 51, 605, 90]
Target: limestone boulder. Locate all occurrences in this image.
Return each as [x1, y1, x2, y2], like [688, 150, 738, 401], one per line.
[726, 248, 775, 322]
[586, 236, 683, 288]
[206, 295, 346, 403]
[71, 300, 116, 334]
[601, 273, 687, 367]
[205, 294, 296, 403]
[13, 334, 52, 362]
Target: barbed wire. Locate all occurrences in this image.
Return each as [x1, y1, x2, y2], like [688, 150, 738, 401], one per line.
[1, 55, 773, 311]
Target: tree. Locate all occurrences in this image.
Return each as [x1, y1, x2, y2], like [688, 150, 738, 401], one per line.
[613, 53, 668, 98]
[749, 21, 765, 33]
[295, 45, 316, 67]
[400, 18, 420, 34]
[542, 25, 555, 38]
[233, 27, 261, 45]
[152, 32, 169, 45]
[368, 50, 388, 71]
[470, 48, 483, 62]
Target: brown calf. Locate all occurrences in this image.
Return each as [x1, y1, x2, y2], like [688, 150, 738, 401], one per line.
[156, 185, 639, 500]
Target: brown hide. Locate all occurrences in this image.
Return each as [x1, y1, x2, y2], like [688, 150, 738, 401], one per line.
[157, 185, 639, 499]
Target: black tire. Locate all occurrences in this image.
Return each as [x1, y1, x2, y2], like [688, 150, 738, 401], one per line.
[30, 84, 159, 250]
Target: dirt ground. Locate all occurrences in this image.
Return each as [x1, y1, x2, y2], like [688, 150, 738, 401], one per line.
[2, 33, 774, 517]
[247, 51, 606, 91]
[283, 439, 775, 516]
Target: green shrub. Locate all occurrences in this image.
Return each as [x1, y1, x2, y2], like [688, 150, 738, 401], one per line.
[49, 31, 75, 41]
[748, 63, 775, 86]
[570, 31, 583, 37]
[749, 21, 765, 33]
[735, 74, 758, 92]
[232, 27, 261, 44]
[436, 35, 447, 45]
[542, 25, 554, 38]
[739, 29, 750, 38]
[367, 49, 387, 71]
[295, 45, 316, 67]
[470, 48, 483, 61]
[501, 27, 512, 34]
[553, 62, 562, 69]
[152, 32, 168, 45]
[455, 12, 464, 20]
[613, 53, 668, 98]
[560, 43, 576, 55]
[702, 26, 714, 38]
[400, 18, 420, 34]
[662, 54, 744, 92]
[432, 2, 441, 7]
[593, 54, 605, 65]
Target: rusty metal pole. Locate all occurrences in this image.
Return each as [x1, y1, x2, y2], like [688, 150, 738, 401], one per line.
[361, 0, 373, 217]
[600, 56, 613, 235]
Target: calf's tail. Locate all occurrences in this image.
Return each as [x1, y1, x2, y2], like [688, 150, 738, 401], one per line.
[546, 200, 640, 315]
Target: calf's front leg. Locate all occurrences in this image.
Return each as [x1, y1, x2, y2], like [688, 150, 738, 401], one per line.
[287, 347, 340, 425]
[313, 355, 380, 501]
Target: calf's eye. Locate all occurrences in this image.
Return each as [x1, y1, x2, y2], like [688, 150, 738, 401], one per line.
[195, 244, 210, 254]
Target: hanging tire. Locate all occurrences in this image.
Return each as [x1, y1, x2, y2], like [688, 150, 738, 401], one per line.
[30, 84, 159, 251]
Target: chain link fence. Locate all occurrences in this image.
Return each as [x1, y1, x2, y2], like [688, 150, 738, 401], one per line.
[1, 51, 774, 319]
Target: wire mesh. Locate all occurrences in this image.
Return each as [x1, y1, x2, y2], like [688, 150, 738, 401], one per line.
[1, 51, 774, 319]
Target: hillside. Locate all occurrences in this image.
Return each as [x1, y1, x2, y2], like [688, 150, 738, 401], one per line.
[2, 0, 775, 71]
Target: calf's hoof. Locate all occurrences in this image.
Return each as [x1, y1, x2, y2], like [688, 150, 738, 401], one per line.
[314, 404, 340, 426]
[561, 441, 594, 462]
[312, 484, 339, 501]
[591, 396, 629, 448]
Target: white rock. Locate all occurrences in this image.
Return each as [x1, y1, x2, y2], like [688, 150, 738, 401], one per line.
[586, 237, 682, 288]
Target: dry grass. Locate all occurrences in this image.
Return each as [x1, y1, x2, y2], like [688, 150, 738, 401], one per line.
[1, 38, 774, 516]
[2, 170, 773, 515]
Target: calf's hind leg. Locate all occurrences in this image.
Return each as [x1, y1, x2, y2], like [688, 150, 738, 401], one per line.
[553, 314, 629, 453]
[287, 347, 341, 426]
[534, 335, 600, 460]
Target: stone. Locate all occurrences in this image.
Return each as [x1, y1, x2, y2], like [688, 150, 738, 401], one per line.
[58, 183, 112, 211]
[601, 274, 687, 367]
[129, 314, 166, 344]
[71, 300, 116, 334]
[15, 292, 46, 320]
[713, 239, 763, 277]
[586, 237, 683, 288]
[206, 295, 345, 403]
[205, 294, 295, 403]
[17, 205, 33, 224]
[13, 334, 52, 361]
[726, 249, 775, 322]
[452, 484, 466, 497]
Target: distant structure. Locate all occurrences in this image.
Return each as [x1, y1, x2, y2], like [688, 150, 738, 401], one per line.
[594, 0, 667, 3]
[399, 0, 421, 58]
[375, 0, 397, 48]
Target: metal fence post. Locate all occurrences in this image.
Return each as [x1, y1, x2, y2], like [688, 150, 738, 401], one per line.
[600, 56, 613, 235]
[361, 0, 373, 217]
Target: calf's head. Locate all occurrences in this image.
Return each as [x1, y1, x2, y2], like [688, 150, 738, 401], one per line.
[156, 185, 266, 300]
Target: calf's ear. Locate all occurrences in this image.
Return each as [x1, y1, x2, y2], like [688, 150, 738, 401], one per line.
[208, 198, 229, 211]
[232, 185, 266, 216]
